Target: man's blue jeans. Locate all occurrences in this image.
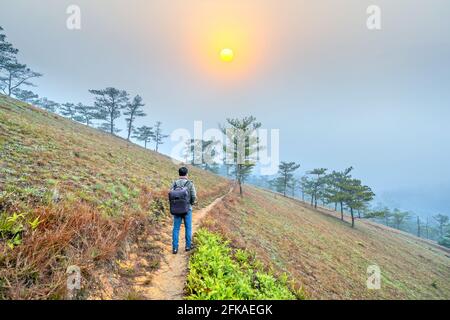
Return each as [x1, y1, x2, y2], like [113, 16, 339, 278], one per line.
[172, 208, 192, 250]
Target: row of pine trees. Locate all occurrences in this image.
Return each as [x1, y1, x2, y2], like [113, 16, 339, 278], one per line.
[260, 162, 450, 245]
[35, 89, 169, 152]
[0, 26, 168, 152]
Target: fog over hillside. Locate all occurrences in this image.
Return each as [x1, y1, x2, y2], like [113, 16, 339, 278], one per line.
[0, 0, 449, 219]
[377, 184, 450, 217]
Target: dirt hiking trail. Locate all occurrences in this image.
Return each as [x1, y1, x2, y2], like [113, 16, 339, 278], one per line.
[135, 187, 234, 300]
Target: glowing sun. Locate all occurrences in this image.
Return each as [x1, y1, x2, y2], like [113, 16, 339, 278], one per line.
[220, 48, 234, 62]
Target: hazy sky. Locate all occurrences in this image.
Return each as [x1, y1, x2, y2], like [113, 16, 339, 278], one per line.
[1, 0, 450, 215]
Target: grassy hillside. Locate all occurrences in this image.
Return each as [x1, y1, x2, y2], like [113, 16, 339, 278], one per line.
[0, 94, 230, 299]
[202, 187, 450, 300]
[2, 94, 449, 300]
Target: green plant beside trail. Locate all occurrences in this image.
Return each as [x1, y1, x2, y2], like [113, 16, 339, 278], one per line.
[186, 229, 302, 300]
[0, 211, 41, 249]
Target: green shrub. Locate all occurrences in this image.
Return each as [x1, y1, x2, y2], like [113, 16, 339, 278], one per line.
[0, 212, 25, 249]
[0, 211, 42, 249]
[186, 229, 300, 300]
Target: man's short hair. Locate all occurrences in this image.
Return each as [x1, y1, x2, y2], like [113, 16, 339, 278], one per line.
[179, 167, 188, 177]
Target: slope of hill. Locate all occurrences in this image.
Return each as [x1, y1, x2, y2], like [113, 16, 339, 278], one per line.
[0, 94, 230, 299]
[202, 187, 450, 299]
[2, 94, 449, 300]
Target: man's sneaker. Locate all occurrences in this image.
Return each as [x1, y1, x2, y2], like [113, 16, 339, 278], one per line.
[173, 248, 178, 254]
[185, 246, 194, 252]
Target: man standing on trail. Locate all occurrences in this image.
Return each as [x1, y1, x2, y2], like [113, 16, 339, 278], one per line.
[169, 167, 197, 254]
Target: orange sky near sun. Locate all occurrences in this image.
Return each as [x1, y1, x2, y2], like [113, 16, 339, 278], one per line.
[181, 2, 274, 82]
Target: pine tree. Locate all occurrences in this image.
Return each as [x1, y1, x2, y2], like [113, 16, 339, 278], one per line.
[364, 206, 391, 225]
[341, 178, 375, 228]
[220, 116, 261, 196]
[35, 97, 59, 113]
[0, 26, 18, 68]
[201, 139, 220, 172]
[11, 88, 38, 104]
[289, 177, 299, 197]
[299, 176, 310, 201]
[0, 61, 42, 96]
[300, 175, 315, 203]
[60, 103, 78, 120]
[0, 26, 42, 96]
[153, 121, 169, 153]
[88, 87, 129, 135]
[276, 161, 300, 196]
[324, 167, 353, 220]
[124, 95, 146, 141]
[133, 126, 154, 149]
[308, 168, 327, 208]
[74, 103, 96, 126]
[270, 176, 286, 194]
[184, 139, 200, 165]
[390, 208, 410, 230]
[433, 214, 449, 237]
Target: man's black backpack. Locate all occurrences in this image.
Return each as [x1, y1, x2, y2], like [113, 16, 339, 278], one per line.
[168, 180, 191, 216]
